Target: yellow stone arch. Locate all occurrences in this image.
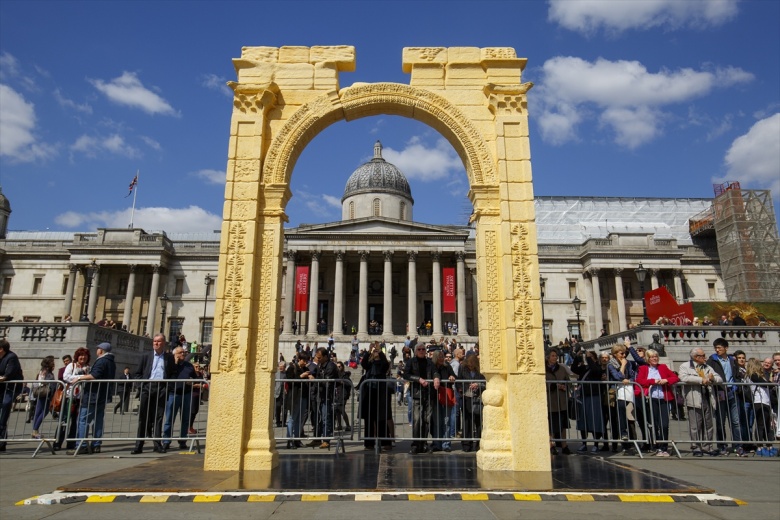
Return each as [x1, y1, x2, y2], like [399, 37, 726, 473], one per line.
[205, 46, 550, 475]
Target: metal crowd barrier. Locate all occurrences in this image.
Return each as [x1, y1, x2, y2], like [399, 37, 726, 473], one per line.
[547, 379, 780, 458]
[273, 377, 356, 455]
[0, 379, 67, 456]
[0, 378, 209, 457]
[355, 378, 486, 454]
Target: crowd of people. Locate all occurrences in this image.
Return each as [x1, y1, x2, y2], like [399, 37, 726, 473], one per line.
[275, 336, 484, 453]
[0, 334, 210, 455]
[545, 337, 780, 458]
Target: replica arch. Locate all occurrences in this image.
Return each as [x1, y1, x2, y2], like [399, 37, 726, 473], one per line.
[205, 46, 549, 477]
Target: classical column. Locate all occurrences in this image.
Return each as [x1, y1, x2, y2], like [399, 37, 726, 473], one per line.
[650, 268, 659, 290]
[333, 251, 344, 336]
[87, 265, 101, 323]
[469, 267, 478, 334]
[588, 268, 603, 334]
[383, 250, 393, 336]
[63, 264, 77, 317]
[307, 251, 321, 335]
[146, 265, 160, 337]
[122, 264, 137, 330]
[432, 252, 443, 336]
[283, 250, 296, 334]
[614, 268, 627, 332]
[673, 269, 684, 303]
[456, 251, 467, 336]
[358, 251, 368, 336]
[407, 251, 417, 335]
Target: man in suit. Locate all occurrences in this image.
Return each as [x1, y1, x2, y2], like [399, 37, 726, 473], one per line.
[113, 367, 132, 414]
[131, 333, 174, 454]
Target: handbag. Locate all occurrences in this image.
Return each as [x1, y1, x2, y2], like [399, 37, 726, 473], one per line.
[49, 386, 64, 412]
[33, 384, 49, 399]
[437, 385, 456, 407]
[616, 383, 634, 403]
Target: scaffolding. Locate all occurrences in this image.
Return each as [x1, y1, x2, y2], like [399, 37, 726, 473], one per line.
[711, 183, 780, 301]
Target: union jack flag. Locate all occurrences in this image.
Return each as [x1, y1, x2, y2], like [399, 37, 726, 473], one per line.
[125, 175, 138, 198]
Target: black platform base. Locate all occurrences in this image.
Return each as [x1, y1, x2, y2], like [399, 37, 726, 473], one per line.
[59, 452, 711, 494]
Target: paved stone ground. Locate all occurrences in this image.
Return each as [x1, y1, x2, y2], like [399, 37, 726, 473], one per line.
[1, 441, 778, 520]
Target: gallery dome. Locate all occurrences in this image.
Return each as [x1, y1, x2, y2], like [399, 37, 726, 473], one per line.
[342, 141, 413, 202]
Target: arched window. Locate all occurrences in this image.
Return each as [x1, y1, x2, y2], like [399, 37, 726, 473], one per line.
[349, 201, 355, 219]
[399, 201, 406, 220]
[373, 198, 381, 217]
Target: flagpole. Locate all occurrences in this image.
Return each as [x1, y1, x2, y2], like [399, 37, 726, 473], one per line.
[130, 169, 139, 229]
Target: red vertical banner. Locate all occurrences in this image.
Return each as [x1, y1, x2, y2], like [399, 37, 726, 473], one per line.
[442, 267, 456, 313]
[295, 266, 310, 312]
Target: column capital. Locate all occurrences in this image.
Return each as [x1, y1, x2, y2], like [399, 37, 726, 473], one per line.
[469, 267, 477, 276]
[286, 250, 297, 262]
[672, 269, 683, 277]
[383, 250, 394, 261]
[649, 268, 660, 276]
[432, 252, 441, 262]
[359, 250, 369, 261]
[335, 250, 344, 261]
[128, 264, 137, 273]
[587, 267, 600, 277]
[152, 264, 160, 274]
[614, 267, 623, 276]
[407, 250, 417, 262]
[455, 250, 465, 262]
[68, 263, 78, 273]
[311, 250, 321, 261]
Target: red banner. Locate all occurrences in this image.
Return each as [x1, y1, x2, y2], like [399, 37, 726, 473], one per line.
[442, 267, 456, 313]
[645, 286, 693, 325]
[295, 266, 309, 312]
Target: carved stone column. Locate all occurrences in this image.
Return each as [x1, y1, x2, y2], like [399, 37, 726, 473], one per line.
[469, 267, 478, 334]
[358, 251, 369, 335]
[306, 251, 321, 335]
[283, 250, 296, 334]
[588, 268, 603, 333]
[333, 251, 344, 336]
[87, 265, 101, 323]
[456, 251, 467, 335]
[432, 252, 443, 336]
[122, 264, 136, 330]
[407, 251, 417, 334]
[145, 265, 160, 337]
[650, 268, 659, 290]
[63, 264, 78, 317]
[383, 250, 393, 336]
[614, 268, 627, 331]
[673, 269, 684, 302]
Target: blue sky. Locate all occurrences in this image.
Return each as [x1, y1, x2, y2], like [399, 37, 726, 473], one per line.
[1, 0, 778, 233]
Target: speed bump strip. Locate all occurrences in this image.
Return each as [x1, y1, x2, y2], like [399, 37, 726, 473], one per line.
[18, 492, 744, 505]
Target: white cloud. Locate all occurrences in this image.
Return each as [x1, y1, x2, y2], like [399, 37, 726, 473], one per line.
[90, 72, 177, 116]
[294, 189, 341, 219]
[55, 205, 222, 233]
[139, 135, 161, 151]
[548, 0, 739, 34]
[53, 88, 92, 114]
[71, 133, 140, 158]
[201, 73, 233, 98]
[536, 56, 753, 148]
[192, 168, 225, 184]
[0, 52, 20, 81]
[322, 194, 341, 209]
[716, 113, 780, 194]
[0, 84, 57, 162]
[381, 137, 463, 182]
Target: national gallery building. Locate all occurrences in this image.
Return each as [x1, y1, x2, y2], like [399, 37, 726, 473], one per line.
[0, 142, 734, 348]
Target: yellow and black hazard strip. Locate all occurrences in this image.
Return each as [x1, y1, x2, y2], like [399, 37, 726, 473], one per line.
[18, 492, 746, 506]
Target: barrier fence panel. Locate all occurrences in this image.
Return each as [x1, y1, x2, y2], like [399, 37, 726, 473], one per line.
[61, 378, 210, 456]
[0, 379, 67, 456]
[547, 380, 779, 458]
[355, 378, 486, 454]
[272, 377, 355, 454]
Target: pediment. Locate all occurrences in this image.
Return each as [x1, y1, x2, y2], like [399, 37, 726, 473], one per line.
[286, 217, 469, 238]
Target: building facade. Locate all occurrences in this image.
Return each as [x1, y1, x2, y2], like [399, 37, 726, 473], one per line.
[0, 145, 728, 349]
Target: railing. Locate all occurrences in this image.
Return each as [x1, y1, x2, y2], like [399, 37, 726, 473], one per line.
[547, 379, 779, 458]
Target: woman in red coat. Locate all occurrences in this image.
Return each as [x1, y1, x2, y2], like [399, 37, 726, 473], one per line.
[636, 349, 679, 457]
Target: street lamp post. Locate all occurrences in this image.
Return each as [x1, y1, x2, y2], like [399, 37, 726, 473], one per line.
[572, 295, 582, 341]
[201, 274, 212, 344]
[80, 260, 97, 321]
[159, 293, 169, 335]
[635, 263, 651, 325]
[539, 276, 546, 342]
